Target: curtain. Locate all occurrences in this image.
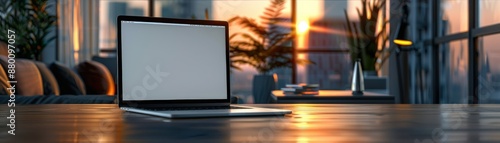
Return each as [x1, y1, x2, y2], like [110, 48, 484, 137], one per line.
[58, 0, 99, 68]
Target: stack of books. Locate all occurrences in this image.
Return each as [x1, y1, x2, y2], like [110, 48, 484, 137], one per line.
[281, 84, 319, 95]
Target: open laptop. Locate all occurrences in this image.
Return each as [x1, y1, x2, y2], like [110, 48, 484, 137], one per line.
[117, 16, 291, 118]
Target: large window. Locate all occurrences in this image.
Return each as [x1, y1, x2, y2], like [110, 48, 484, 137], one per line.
[432, 0, 500, 103]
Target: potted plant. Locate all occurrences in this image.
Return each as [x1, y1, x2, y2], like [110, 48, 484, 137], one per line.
[0, 0, 57, 61]
[229, 0, 311, 103]
[344, 0, 390, 76]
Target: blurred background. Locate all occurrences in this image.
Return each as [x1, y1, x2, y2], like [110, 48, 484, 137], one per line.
[1, 0, 499, 104]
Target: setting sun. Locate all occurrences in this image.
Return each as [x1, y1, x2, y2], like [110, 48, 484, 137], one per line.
[297, 20, 310, 33]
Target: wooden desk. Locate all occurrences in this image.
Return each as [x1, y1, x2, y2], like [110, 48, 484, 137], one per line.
[272, 90, 395, 104]
[2, 104, 500, 142]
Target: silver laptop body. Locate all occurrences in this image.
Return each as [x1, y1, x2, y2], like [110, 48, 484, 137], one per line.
[116, 16, 291, 118]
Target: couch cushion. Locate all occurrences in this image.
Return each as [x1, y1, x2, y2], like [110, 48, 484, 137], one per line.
[92, 56, 117, 84]
[34, 62, 60, 95]
[76, 61, 115, 95]
[0, 41, 8, 56]
[50, 62, 86, 95]
[0, 64, 11, 95]
[0, 56, 43, 96]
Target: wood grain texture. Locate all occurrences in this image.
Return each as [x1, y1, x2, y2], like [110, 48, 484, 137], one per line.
[1, 104, 500, 143]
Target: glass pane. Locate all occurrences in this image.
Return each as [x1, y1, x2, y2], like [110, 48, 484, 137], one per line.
[296, 0, 389, 89]
[164, 0, 291, 102]
[154, 0, 211, 19]
[439, 40, 468, 103]
[299, 0, 389, 51]
[297, 53, 352, 90]
[478, 34, 500, 103]
[99, 0, 149, 55]
[439, 0, 468, 35]
[479, 0, 500, 27]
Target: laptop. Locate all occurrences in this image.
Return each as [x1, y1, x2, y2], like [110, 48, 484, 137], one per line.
[117, 16, 291, 118]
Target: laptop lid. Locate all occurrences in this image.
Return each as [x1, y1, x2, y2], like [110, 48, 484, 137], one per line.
[117, 16, 230, 108]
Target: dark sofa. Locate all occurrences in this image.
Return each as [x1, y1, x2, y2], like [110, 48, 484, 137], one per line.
[0, 41, 115, 104]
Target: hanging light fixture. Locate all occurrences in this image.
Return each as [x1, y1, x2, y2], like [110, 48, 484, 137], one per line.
[394, 4, 412, 46]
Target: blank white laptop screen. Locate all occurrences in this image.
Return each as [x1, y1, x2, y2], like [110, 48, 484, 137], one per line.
[121, 20, 227, 101]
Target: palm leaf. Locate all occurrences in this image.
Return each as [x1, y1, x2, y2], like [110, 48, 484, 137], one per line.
[228, 0, 310, 74]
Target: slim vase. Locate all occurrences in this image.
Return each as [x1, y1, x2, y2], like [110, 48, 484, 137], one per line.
[351, 59, 365, 96]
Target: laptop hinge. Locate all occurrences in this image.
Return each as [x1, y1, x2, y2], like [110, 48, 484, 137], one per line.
[123, 103, 230, 108]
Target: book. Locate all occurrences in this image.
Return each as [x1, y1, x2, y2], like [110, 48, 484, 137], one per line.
[281, 88, 297, 92]
[282, 84, 319, 95]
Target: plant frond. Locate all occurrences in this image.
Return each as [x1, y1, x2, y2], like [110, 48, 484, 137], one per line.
[228, 0, 304, 73]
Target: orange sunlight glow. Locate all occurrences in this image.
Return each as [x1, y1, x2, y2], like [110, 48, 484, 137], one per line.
[72, 0, 81, 63]
[309, 25, 349, 36]
[298, 54, 306, 60]
[297, 137, 309, 143]
[276, 21, 349, 36]
[295, 110, 311, 129]
[297, 20, 310, 34]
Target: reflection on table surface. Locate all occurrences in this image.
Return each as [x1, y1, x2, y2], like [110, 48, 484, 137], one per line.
[272, 90, 393, 104]
[272, 90, 389, 97]
[2, 104, 500, 142]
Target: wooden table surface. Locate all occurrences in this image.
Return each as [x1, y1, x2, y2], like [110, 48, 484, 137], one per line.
[1, 104, 500, 143]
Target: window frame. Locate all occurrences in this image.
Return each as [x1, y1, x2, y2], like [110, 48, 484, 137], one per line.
[433, 0, 500, 104]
